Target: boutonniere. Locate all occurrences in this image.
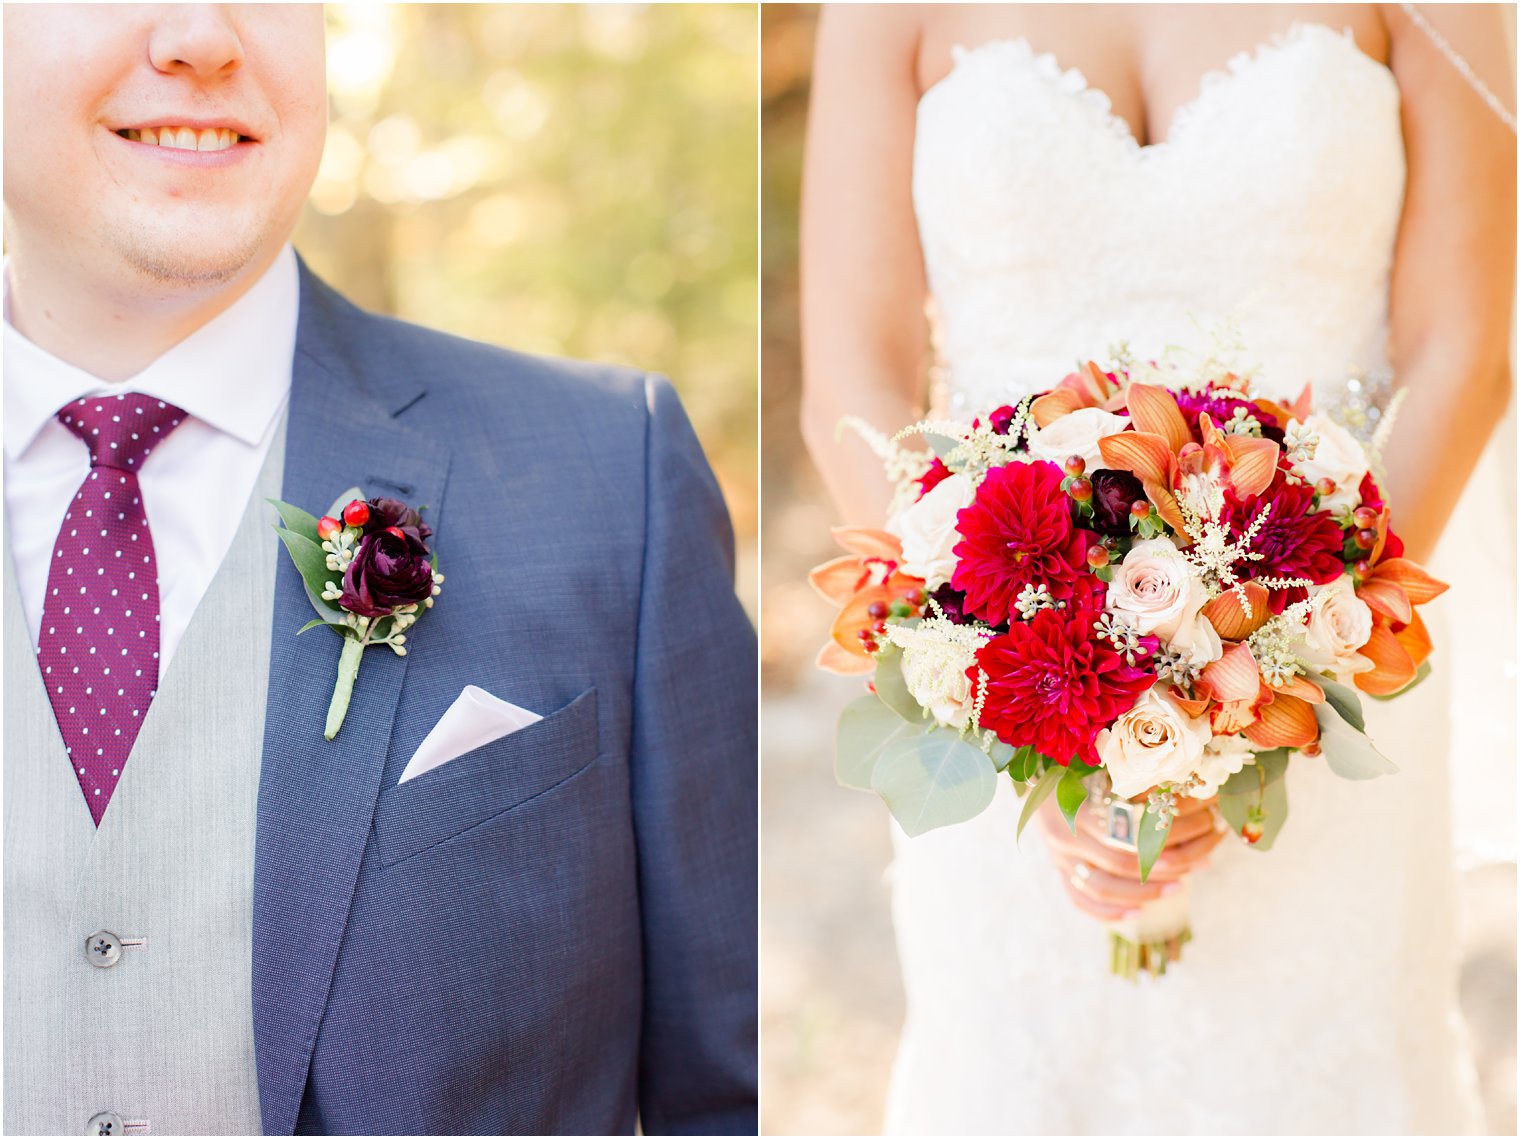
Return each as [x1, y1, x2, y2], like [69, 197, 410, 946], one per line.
[270, 488, 444, 739]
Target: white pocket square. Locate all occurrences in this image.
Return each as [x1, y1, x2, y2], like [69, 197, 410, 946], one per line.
[398, 686, 543, 785]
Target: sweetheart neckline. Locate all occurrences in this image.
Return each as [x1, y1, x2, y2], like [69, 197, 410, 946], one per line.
[920, 20, 1395, 156]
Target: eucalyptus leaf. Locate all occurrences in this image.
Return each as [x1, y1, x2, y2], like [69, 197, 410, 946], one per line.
[1015, 762, 1063, 845]
[1317, 676, 1366, 732]
[1218, 756, 1291, 851]
[923, 432, 962, 458]
[871, 731, 997, 837]
[987, 739, 1016, 773]
[325, 486, 366, 522]
[872, 649, 925, 724]
[1367, 659, 1432, 701]
[836, 695, 924, 791]
[1136, 800, 1173, 882]
[267, 498, 322, 544]
[1314, 702, 1398, 780]
[1056, 768, 1088, 833]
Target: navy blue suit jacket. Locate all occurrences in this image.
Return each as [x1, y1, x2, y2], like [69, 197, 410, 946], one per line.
[251, 263, 757, 1135]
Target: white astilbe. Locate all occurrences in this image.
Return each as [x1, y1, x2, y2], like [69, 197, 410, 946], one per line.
[881, 615, 995, 736]
[893, 408, 1030, 483]
[1247, 588, 1335, 686]
[1175, 491, 1314, 621]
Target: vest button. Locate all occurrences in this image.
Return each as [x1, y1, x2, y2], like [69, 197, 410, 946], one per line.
[86, 1111, 124, 1135]
[84, 931, 122, 968]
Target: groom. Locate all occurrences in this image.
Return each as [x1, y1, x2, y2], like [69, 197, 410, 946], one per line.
[3, 6, 756, 1136]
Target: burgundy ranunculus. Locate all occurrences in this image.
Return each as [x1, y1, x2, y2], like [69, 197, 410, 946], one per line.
[1090, 469, 1145, 535]
[1226, 471, 1345, 611]
[950, 460, 1096, 625]
[362, 497, 433, 547]
[340, 528, 435, 618]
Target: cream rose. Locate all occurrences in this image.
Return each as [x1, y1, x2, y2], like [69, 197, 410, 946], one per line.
[1295, 578, 1375, 679]
[1026, 407, 1132, 473]
[1289, 414, 1369, 513]
[1189, 735, 1258, 799]
[899, 640, 977, 729]
[889, 473, 975, 587]
[1106, 538, 1210, 641]
[1096, 686, 1213, 800]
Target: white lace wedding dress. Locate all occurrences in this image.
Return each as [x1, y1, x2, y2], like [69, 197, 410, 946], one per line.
[887, 23, 1484, 1135]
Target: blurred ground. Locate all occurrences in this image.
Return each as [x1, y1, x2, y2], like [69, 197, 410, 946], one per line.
[760, 5, 1516, 1134]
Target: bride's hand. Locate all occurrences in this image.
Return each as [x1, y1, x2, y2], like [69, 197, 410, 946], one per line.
[1036, 790, 1227, 922]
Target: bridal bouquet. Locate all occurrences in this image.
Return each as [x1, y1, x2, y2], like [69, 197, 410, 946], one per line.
[812, 352, 1445, 977]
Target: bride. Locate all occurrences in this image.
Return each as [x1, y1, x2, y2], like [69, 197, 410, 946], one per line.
[799, 4, 1514, 1133]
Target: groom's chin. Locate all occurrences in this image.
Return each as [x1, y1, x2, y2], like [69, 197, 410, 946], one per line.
[104, 212, 281, 293]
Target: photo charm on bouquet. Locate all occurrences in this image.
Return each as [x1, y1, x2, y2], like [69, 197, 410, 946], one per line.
[811, 343, 1446, 979]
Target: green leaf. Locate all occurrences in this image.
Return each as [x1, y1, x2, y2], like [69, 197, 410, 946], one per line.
[267, 497, 322, 543]
[1218, 750, 1292, 851]
[1314, 702, 1398, 779]
[1136, 800, 1173, 882]
[325, 486, 366, 522]
[987, 739, 1016, 772]
[872, 649, 923, 724]
[1056, 768, 1088, 833]
[295, 618, 331, 635]
[1367, 659, 1432, 701]
[1006, 744, 1039, 783]
[1015, 762, 1063, 845]
[1317, 676, 1366, 732]
[272, 526, 346, 625]
[871, 731, 997, 837]
[836, 696, 923, 791]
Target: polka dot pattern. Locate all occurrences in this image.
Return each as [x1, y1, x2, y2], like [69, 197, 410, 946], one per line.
[38, 394, 187, 826]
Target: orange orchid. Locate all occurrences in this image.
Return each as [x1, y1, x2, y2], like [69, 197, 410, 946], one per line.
[1184, 641, 1322, 748]
[1030, 361, 1125, 427]
[1346, 510, 1446, 696]
[808, 527, 925, 675]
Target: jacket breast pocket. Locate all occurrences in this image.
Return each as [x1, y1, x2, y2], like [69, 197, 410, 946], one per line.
[372, 686, 599, 868]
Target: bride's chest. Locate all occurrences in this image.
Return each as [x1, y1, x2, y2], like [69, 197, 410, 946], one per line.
[912, 23, 1405, 265]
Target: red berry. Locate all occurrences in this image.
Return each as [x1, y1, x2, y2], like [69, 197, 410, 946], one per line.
[1068, 477, 1093, 503]
[1063, 455, 1086, 478]
[1315, 477, 1337, 497]
[867, 601, 889, 620]
[857, 629, 874, 643]
[1086, 545, 1110, 569]
[316, 516, 341, 540]
[385, 525, 405, 541]
[1355, 527, 1378, 549]
[1353, 506, 1379, 530]
[342, 500, 370, 527]
[862, 638, 879, 654]
[1353, 558, 1373, 578]
[904, 588, 926, 607]
[1299, 740, 1323, 758]
[1131, 500, 1151, 518]
[1241, 822, 1264, 845]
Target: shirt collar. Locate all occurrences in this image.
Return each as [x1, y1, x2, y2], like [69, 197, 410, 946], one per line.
[3, 244, 299, 460]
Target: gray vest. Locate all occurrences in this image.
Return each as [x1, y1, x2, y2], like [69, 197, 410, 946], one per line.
[5, 424, 285, 1137]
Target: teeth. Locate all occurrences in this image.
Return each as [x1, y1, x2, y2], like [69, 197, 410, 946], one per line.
[121, 126, 240, 151]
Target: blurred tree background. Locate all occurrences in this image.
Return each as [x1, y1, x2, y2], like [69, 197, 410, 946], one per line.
[295, 4, 757, 615]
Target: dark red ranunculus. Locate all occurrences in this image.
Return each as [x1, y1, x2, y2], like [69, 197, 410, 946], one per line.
[341, 528, 435, 618]
[1090, 469, 1145, 535]
[972, 596, 1154, 765]
[950, 461, 1096, 625]
[362, 497, 433, 547]
[1226, 471, 1345, 610]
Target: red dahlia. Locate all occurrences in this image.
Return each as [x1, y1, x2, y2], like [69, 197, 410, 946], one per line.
[972, 594, 1154, 766]
[950, 460, 1095, 625]
[1227, 471, 1345, 610]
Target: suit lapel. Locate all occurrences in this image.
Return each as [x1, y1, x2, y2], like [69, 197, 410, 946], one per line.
[252, 265, 451, 1135]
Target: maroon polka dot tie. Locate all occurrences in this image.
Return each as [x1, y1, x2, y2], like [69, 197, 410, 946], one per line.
[36, 393, 188, 826]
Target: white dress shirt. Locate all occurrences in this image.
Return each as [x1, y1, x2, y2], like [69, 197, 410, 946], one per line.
[4, 245, 297, 672]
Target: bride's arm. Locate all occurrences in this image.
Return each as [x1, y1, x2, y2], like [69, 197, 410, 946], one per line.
[800, 5, 930, 525]
[1380, 3, 1516, 564]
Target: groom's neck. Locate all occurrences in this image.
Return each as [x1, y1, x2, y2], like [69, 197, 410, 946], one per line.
[5, 246, 280, 383]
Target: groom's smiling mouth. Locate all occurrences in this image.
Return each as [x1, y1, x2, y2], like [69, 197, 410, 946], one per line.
[114, 126, 250, 152]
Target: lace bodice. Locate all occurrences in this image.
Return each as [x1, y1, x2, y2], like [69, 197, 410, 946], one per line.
[886, 21, 1483, 1135]
[913, 23, 1406, 413]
